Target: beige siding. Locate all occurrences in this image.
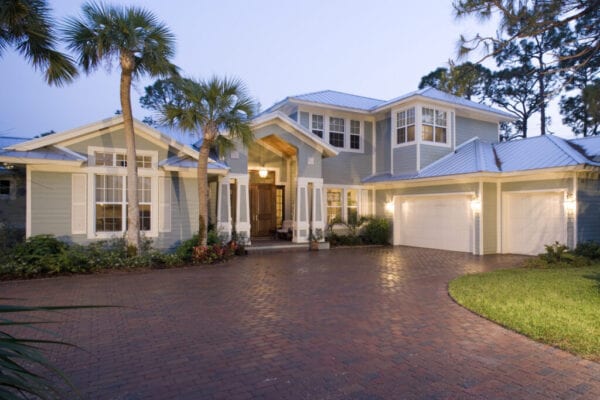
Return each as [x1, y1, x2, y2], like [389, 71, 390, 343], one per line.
[482, 182, 497, 254]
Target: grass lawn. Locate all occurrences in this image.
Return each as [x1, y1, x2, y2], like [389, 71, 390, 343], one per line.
[449, 264, 600, 361]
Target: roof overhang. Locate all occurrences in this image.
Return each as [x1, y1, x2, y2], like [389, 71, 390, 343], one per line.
[251, 111, 339, 157]
[0, 155, 84, 167]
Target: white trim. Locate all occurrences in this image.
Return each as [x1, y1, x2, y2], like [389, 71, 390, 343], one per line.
[71, 174, 87, 234]
[26, 166, 31, 238]
[323, 184, 365, 224]
[371, 117, 376, 176]
[496, 181, 501, 254]
[573, 171, 578, 246]
[478, 180, 483, 255]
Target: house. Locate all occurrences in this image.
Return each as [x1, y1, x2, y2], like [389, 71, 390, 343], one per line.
[1, 87, 599, 255]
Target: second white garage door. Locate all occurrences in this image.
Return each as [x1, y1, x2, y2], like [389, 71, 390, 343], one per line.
[394, 194, 473, 253]
[502, 191, 567, 255]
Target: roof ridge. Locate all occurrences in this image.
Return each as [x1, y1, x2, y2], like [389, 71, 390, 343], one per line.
[545, 134, 590, 164]
[292, 89, 385, 102]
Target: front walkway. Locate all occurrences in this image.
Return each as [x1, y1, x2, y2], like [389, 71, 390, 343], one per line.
[2, 247, 599, 399]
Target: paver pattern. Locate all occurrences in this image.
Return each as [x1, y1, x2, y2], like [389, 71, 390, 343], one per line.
[2, 246, 600, 399]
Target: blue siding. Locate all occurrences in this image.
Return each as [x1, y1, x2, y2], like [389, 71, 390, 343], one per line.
[393, 145, 417, 175]
[456, 116, 498, 145]
[577, 176, 600, 243]
[322, 121, 373, 185]
[420, 144, 451, 169]
[376, 117, 391, 173]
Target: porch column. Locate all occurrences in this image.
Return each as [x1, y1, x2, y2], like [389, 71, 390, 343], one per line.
[235, 174, 251, 245]
[293, 177, 310, 243]
[216, 175, 232, 241]
[311, 179, 325, 241]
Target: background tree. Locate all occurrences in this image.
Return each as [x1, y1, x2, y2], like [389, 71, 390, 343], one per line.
[453, 0, 600, 73]
[488, 65, 541, 139]
[63, 2, 177, 252]
[419, 62, 491, 101]
[141, 77, 256, 246]
[0, 0, 77, 85]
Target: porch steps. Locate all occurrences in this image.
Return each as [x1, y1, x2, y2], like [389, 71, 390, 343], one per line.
[245, 238, 310, 253]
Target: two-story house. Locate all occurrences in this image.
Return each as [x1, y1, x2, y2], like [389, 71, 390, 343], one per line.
[2, 87, 599, 255]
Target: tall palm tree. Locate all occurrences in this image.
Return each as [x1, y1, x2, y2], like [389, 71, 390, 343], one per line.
[0, 0, 77, 85]
[63, 2, 177, 252]
[141, 77, 255, 246]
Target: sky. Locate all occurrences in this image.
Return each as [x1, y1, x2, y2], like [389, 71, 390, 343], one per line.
[0, 0, 568, 139]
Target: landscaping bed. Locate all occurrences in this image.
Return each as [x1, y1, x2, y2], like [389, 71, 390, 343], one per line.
[449, 264, 600, 361]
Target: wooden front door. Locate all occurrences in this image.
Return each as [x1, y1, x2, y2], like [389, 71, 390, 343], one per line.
[250, 184, 276, 237]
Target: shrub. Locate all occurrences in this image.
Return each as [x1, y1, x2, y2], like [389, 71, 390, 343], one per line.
[573, 241, 600, 260]
[360, 218, 390, 245]
[0, 221, 25, 256]
[524, 242, 591, 269]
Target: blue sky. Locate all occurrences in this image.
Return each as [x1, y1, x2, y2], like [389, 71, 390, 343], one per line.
[1, 0, 567, 138]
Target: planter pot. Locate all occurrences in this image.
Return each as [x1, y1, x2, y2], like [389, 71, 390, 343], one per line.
[309, 241, 319, 251]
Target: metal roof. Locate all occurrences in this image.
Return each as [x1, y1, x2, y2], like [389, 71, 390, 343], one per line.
[159, 155, 228, 170]
[289, 90, 385, 111]
[0, 145, 85, 163]
[363, 135, 600, 184]
[569, 136, 600, 161]
[0, 136, 30, 149]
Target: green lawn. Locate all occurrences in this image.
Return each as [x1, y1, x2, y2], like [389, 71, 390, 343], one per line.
[449, 265, 600, 361]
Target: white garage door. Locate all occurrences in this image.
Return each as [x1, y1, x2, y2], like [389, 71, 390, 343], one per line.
[502, 191, 566, 255]
[394, 194, 473, 253]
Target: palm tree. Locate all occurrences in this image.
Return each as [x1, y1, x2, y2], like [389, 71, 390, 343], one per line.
[63, 2, 177, 252]
[0, 0, 77, 85]
[141, 77, 255, 246]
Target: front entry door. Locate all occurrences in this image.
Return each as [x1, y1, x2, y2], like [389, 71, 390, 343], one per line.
[250, 184, 276, 237]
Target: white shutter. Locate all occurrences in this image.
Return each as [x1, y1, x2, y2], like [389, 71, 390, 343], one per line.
[159, 177, 172, 232]
[71, 174, 87, 234]
[360, 189, 370, 216]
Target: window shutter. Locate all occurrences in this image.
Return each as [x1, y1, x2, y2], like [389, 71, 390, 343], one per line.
[360, 189, 370, 216]
[71, 174, 87, 234]
[159, 177, 171, 232]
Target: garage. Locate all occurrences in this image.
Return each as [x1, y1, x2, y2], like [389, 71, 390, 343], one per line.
[502, 191, 567, 255]
[393, 193, 473, 253]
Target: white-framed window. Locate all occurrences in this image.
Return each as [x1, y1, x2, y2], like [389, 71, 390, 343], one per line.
[326, 187, 363, 225]
[311, 114, 324, 138]
[396, 107, 415, 145]
[350, 120, 361, 150]
[95, 175, 152, 233]
[94, 151, 153, 168]
[326, 189, 342, 223]
[422, 107, 447, 144]
[329, 117, 345, 148]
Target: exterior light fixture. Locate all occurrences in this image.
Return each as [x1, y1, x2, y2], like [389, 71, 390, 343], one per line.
[564, 194, 576, 215]
[384, 201, 395, 214]
[258, 168, 268, 178]
[470, 198, 482, 213]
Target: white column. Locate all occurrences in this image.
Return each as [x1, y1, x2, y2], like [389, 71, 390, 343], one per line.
[312, 179, 325, 241]
[234, 174, 250, 245]
[293, 177, 310, 243]
[216, 175, 232, 241]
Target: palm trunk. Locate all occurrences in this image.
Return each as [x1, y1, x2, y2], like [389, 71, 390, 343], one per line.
[197, 141, 211, 246]
[120, 55, 140, 253]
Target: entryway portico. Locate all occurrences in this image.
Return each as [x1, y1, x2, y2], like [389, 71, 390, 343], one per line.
[215, 112, 338, 244]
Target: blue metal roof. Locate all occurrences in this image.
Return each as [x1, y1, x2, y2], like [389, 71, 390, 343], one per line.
[364, 135, 600, 184]
[289, 90, 385, 111]
[159, 155, 228, 170]
[0, 146, 84, 162]
[0, 136, 30, 149]
[569, 136, 600, 161]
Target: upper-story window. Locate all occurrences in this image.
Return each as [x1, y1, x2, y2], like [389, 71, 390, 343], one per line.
[396, 108, 415, 144]
[422, 107, 447, 144]
[350, 120, 361, 150]
[94, 151, 153, 168]
[311, 114, 324, 138]
[329, 117, 345, 148]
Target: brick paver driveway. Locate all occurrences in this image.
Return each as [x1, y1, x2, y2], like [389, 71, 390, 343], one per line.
[2, 247, 600, 399]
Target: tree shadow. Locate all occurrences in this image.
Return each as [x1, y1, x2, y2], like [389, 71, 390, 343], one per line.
[583, 272, 600, 292]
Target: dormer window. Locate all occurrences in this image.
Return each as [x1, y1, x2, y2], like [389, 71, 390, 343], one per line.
[311, 114, 324, 138]
[329, 117, 345, 148]
[422, 107, 447, 144]
[94, 151, 153, 168]
[396, 108, 415, 144]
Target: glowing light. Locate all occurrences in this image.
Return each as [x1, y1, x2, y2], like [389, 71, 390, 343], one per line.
[470, 198, 482, 213]
[564, 195, 576, 215]
[385, 201, 395, 213]
[258, 168, 268, 178]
